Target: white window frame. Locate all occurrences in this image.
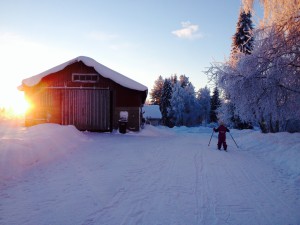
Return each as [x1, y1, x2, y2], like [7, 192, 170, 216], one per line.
[72, 73, 99, 83]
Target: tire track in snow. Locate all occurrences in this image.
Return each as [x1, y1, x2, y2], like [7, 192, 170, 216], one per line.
[83, 137, 174, 225]
[193, 148, 202, 223]
[206, 152, 260, 225]
[120, 143, 166, 225]
[193, 136, 222, 225]
[83, 187, 128, 225]
[195, 146, 213, 225]
[193, 141, 300, 225]
[198, 148, 230, 225]
[194, 147, 217, 224]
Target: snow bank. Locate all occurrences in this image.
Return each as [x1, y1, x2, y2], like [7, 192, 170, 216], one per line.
[127, 124, 174, 137]
[131, 125, 212, 137]
[233, 129, 300, 182]
[0, 123, 87, 180]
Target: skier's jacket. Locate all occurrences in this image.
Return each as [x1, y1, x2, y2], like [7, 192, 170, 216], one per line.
[214, 125, 230, 142]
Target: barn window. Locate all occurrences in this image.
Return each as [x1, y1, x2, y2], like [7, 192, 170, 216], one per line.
[72, 73, 99, 83]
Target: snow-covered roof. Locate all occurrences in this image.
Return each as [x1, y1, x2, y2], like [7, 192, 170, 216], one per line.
[20, 56, 148, 92]
[143, 105, 162, 119]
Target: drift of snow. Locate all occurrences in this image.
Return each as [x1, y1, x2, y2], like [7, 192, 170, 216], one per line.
[0, 122, 299, 225]
[20, 56, 148, 92]
[0, 122, 88, 180]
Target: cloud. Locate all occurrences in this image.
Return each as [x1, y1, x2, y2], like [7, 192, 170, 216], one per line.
[172, 21, 203, 40]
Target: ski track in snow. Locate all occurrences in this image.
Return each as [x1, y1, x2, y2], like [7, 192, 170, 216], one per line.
[0, 127, 299, 225]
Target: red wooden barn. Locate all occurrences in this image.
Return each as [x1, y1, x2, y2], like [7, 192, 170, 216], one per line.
[19, 56, 148, 132]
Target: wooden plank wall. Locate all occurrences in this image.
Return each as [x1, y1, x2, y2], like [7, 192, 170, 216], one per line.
[25, 88, 111, 131]
[61, 89, 111, 131]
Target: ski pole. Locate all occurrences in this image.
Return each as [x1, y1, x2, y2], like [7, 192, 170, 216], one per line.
[229, 132, 239, 148]
[208, 129, 214, 146]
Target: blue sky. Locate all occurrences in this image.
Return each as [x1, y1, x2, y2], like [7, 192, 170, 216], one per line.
[0, 0, 262, 106]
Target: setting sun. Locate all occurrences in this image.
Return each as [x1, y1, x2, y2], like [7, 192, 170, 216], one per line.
[0, 90, 30, 117]
[11, 97, 30, 116]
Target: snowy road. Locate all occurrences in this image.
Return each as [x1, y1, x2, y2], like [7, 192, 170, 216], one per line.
[0, 125, 299, 225]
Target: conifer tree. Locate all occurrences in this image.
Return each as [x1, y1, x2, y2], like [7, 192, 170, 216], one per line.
[229, 8, 255, 128]
[149, 75, 164, 105]
[197, 86, 211, 125]
[160, 78, 173, 127]
[231, 9, 254, 56]
[179, 75, 189, 88]
[150, 74, 199, 127]
[210, 87, 221, 123]
[183, 82, 198, 126]
[170, 74, 178, 87]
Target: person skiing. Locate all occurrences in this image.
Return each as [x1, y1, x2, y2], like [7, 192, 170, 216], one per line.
[213, 122, 230, 151]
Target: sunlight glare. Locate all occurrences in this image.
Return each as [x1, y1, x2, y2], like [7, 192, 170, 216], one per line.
[0, 90, 30, 117]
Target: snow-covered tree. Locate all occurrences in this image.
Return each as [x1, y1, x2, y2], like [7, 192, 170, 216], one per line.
[207, 25, 300, 132]
[160, 78, 173, 127]
[205, 0, 300, 133]
[217, 100, 234, 127]
[168, 77, 199, 127]
[179, 74, 189, 88]
[149, 75, 164, 105]
[169, 82, 185, 126]
[150, 74, 204, 127]
[229, 7, 255, 129]
[243, 0, 300, 32]
[183, 82, 198, 126]
[197, 86, 211, 125]
[231, 9, 254, 56]
[170, 74, 178, 86]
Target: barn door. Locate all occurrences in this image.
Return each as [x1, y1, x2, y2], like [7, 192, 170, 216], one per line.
[61, 89, 111, 131]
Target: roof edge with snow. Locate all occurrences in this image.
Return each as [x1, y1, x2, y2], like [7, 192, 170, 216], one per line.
[20, 56, 148, 92]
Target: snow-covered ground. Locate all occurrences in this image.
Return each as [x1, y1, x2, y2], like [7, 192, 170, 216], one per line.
[0, 121, 299, 225]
